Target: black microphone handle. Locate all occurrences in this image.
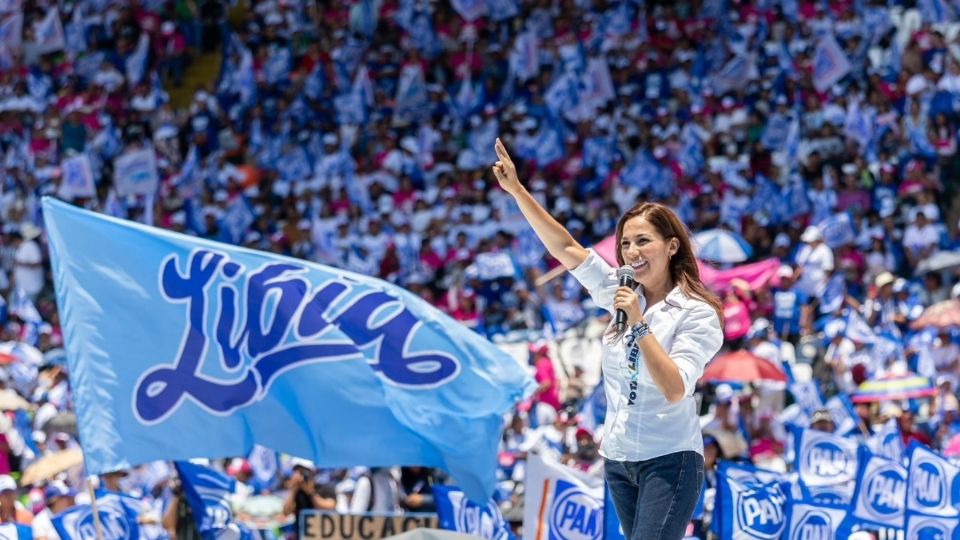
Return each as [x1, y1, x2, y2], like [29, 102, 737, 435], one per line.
[615, 275, 634, 333]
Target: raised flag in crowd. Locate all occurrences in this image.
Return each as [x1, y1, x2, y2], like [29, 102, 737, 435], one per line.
[435, 485, 513, 540]
[522, 455, 603, 540]
[174, 461, 253, 540]
[42, 197, 534, 502]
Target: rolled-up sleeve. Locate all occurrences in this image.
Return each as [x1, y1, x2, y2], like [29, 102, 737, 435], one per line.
[670, 303, 723, 397]
[569, 249, 619, 315]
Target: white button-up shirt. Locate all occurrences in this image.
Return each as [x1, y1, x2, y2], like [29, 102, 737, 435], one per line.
[570, 249, 723, 461]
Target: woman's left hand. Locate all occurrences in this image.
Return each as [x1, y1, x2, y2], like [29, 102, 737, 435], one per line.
[613, 286, 644, 326]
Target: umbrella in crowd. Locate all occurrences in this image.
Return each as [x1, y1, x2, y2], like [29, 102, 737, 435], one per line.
[700, 351, 787, 384]
[693, 229, 753, 264]
[851, 373, 937, 403]
[915, 250, 960, 275]
[911, 299, 960, 330]
[20, 449, 84, 486]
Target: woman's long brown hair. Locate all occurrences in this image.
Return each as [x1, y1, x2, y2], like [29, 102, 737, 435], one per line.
[611, 202, 725, 332]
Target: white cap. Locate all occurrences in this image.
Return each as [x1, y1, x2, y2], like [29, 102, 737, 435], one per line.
[715, 384, 735, 403]
[0, 475, 16, 492]
[290, 457, 315, 471]
[800, 226, 822, 243]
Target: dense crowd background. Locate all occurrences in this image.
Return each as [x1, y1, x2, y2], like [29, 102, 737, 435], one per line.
[0, 0, 960, 537]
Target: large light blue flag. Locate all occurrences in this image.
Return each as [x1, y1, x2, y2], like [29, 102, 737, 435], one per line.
[42, 197, 534, 502]
[175, 461, 253, 539]
[434, 485, 513, 540]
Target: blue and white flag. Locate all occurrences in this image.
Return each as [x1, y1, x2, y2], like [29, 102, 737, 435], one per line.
[761, 114, 790, 151]
[918, 0, 954, 23]
[126, 33, 150, 86]
[713, 55, 752, 94]
[851, 447, 907, 529]
[0, 12, 22, 52]
[0, 523, 30, 539]
[175, 461, 253, 539]
[789, 380, 823, 415]
[906, 441, 960, 518]
[812, 34, 851, 92]
[263, 48, 291, 85]
[522, 455, 603, 540]
[449, 0, 486, 21]
[905, 513, 960, 539]
[248, 444, 278, 491]
[792, 426, 859, 505]
[712, 462, 788, 539]
[867, 418, 904, 463]
[42, 198, 533, 502]
[10, 287, 40, 346]
[817, 212, 857, 248]
[220, 196, 255, 245]
[819, 272, 845, 314]
[394, 63, 429, 123]
[785, 502, 848, 540]
[60, 153, 96, 199]
[485, 0, 518, 21]
[34, 8, 64, 54]
[845, 308, 876, 344]
[435, 485, 513, 540]
[509, 31, 539, 82]
[53, 493, 142, 540]
[824, 395, 859, 437]
[113, 148, 159, 197]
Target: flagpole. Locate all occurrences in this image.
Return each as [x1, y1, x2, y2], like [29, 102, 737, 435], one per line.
[88, 476, 104, 540]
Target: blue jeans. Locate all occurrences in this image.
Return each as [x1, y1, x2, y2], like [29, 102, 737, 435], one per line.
[605, 452, 704, 540]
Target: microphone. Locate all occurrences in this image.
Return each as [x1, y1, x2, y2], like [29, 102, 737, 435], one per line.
[615, 265, 636, 334]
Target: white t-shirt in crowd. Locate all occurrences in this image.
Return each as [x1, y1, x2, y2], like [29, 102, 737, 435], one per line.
[13, 239, 43, 297]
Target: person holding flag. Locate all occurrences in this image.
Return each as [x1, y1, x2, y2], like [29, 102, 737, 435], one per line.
[492, 138, 723, 540]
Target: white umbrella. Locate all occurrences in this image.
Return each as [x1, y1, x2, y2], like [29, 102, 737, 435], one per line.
[915, 251, 960, 275]
[693, 229, 753, 264]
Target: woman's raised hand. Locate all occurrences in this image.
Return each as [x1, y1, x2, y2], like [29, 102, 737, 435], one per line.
[492, 137, 522, 195]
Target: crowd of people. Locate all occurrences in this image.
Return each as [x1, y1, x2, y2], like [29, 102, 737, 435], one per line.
[0, 0, 959, 537]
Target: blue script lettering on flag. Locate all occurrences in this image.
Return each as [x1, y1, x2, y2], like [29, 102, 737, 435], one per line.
[851, 447, 907, 529]
[41, 197, 534, 502]
[175, 461, 253, 539]
[434, 486, 513, 540]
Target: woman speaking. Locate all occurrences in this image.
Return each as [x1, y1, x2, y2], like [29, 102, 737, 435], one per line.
[492, 139, 724, 540]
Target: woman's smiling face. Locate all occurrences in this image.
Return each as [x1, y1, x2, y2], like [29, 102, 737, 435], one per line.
[619, 216, 675, 286]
